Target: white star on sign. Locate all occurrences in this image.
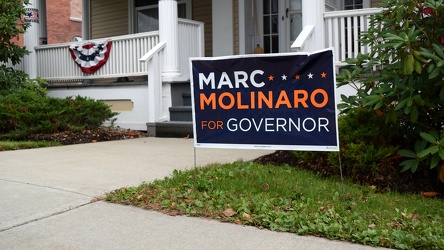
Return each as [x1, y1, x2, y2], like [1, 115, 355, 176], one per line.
[281, 74, 287, 80]
[308, 72, 314, 79]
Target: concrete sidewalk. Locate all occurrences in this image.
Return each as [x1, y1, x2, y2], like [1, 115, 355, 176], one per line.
[0, 138, 387, 249]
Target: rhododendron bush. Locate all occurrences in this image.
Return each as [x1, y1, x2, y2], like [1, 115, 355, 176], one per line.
[337, 0, 444, 180]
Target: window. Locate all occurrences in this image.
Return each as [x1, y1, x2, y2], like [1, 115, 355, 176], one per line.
[263, 0, 279, 53]
[344, 0, 363, 10]
[135, 0, 189, 33]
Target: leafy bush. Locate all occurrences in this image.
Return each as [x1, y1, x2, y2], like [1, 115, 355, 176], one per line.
[0, 0, 33, 90]
[0, 0, 30, 68]
[329, 109, 399, 177]
[293, 109, 399, 181]
[0, 83, 118, 140]
[0, 0, 118, 140]
[336, 0, 444, 176]
[0, 66, 31, 90]
[60, 95, 119, 130]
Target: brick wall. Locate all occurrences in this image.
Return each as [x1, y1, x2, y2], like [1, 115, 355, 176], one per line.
[71, 0, 82, 19]
[46, 0, 82, 44]
[11, 36, 24, 47]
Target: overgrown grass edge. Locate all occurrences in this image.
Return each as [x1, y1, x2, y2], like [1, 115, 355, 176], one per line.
[105, 161, 444, 250]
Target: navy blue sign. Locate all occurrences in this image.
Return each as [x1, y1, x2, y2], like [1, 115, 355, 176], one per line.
[190, 49, 339, 151]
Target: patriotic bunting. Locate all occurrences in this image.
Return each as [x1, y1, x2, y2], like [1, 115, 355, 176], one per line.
[68, 40, 112, 74]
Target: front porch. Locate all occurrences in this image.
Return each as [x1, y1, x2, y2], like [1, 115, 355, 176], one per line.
[41, 18, 204, 134]
[29, 8, 381, 81]
[18, 4, 382, 136]
[36, 18, 204, 83]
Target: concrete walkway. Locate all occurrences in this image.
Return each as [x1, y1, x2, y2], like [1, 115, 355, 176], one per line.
[0, 137, 387, 249]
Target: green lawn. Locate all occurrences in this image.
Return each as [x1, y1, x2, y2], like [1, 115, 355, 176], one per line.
[0, 141, 61, 151]
[105, 161, 444, 249]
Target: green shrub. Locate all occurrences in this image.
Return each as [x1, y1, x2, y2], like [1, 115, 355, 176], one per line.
[0, 0, 30, 70]
[0, 0, 118, 139]
[0, 83, 118, 140]
[329, 109, 399, 177]
[336, 0, 444, 175]
[0, 66, 30, 90]
[58, 95, 118, 131]
[293, 109, 399, 179]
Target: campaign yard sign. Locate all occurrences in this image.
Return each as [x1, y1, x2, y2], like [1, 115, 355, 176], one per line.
[190, 49, 339, 151]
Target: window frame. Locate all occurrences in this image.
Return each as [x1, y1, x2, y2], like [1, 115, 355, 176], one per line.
[130, 0, 191, 34]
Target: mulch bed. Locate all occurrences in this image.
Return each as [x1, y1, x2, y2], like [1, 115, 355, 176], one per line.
[29, 127, 147, 145]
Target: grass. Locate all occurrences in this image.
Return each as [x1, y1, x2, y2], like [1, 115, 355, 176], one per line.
[0, 140, 61, 151]
[105, 161, 444, 250]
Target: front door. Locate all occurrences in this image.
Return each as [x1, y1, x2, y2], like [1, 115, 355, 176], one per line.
[260, 0, 302, 53]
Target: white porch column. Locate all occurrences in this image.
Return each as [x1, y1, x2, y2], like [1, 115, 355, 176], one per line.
[302, 0, 325, 52]
[159, 0, 180, 82]
[82, 0, 90, 40]
[23, 0, 44, 78]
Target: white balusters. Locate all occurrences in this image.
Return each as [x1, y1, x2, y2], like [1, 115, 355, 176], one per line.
[324, 8, 381, 65]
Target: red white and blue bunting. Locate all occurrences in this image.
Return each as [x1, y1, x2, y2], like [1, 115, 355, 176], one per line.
[24, 8, 39, 23]
[68, 40, 112, 74]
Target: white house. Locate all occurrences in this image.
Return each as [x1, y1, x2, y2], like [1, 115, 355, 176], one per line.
[18, 0, 382, 137]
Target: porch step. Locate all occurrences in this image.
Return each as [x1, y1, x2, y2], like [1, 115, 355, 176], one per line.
[154, 121, 193, 138]
[148, 87, 194, 138]
[182, 92, 192, 106]
[169, 106, 192, 121]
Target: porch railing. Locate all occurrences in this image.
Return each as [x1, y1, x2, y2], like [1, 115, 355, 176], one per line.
[139, 42, 167, 123]
[324, 8, 382, 65]
[137, 19, 204, 124]
[1, 61, 25, 72]
[34, 18, 203, 83]
[177, 18, 205, 81]
[35, 32, 160, 82]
